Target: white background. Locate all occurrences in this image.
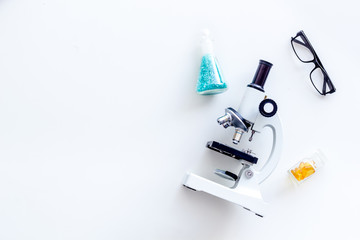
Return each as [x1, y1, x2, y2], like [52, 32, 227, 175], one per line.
[0, 0, 359, 239]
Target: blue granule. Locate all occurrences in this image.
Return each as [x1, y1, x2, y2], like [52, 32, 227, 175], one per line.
[197, 54, 227, 95]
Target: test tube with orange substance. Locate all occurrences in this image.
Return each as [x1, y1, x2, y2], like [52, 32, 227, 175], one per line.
[289, 150, 326, 184]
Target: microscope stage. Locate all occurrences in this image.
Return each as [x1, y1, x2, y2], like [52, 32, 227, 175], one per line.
[206, 141, 258, 164]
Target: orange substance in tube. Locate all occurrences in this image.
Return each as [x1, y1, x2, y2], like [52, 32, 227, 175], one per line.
[291, 161, 315, 181]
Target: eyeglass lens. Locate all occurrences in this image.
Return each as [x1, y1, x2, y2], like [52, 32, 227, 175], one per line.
[292, 35, 314, 62]
[310, 67, 327, 94]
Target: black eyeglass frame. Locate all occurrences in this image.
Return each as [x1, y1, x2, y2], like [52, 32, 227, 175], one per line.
[291, 30, 336, 96]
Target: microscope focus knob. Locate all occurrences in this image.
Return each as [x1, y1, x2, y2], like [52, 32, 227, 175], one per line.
[259, 99, 277, 118]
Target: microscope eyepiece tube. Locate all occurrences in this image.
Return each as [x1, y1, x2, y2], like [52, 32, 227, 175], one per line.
[248, 60, 273, 92]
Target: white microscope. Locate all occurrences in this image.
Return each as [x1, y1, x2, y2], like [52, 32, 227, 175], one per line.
[183, 60, 283, 217]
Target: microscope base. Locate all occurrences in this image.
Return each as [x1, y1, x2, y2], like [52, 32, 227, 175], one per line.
[183, 172, 267, 217]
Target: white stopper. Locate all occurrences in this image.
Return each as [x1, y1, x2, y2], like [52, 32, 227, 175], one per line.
[200, 29, 214, 55]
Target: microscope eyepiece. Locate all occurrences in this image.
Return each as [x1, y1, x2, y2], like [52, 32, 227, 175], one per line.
[248, 60, 273, 92]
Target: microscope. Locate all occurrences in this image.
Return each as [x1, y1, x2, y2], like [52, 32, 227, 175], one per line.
[183, 60, 283, 217]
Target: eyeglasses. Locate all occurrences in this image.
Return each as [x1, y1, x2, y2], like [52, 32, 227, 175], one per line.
[291, 30, 336, 96]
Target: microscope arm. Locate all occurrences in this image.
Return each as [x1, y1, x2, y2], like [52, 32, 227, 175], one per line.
[251, 113, 283, 184]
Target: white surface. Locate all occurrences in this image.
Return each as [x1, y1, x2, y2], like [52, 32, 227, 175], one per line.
[0, 0, 359, 239]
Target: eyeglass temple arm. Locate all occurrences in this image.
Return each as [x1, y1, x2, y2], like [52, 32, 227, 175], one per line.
[292, 38, 308, 47]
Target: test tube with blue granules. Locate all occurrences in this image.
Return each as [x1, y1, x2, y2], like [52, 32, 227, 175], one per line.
[196, 30, 227, 95]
